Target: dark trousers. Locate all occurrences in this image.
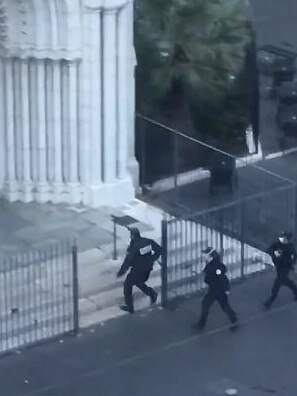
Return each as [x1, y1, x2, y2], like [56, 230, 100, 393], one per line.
[266, 271, 297, 305]
[198, 289, 237, 329]
[124, 271, 155, 309]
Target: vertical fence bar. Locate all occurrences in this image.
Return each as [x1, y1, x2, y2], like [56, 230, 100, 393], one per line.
[219, 210, 224, 255]
[53, 243, 58, 337]
[112, 217, 118, 260]
[22, 252, 27, 345]
[198, 220, 202, 290]
[56, 244, 61, 335]
[32, 250, 38, 343]
[180, 220, 185, 296]
[161, 220, 168, 307]
[0, 258, 3, 353]
[190, 221, 194, 295]
[4, 257, 9, 352]
[15, 255, 19, 347]
[240, 200, 245, 278]
[175, 220, 179, 296]
[173, 134, 178, 201]
[44, 247, 49, 340]
[292, 184, 297, 241]
[41, 248, 45, 338]
[20, 254, 24, 346]
[72, 241, 79, 334]
[28, 251, 32, 345]
[62, 242, 67, 334]
[9, 256, 14, 349]
[170, 220, 175, 299]
[67, 241, 73, 332]
[49, 245, 54, 338]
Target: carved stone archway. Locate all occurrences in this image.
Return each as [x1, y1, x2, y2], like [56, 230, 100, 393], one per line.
[0, 0, 137, 207]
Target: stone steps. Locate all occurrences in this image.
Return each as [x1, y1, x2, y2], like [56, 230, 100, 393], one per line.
[78, 259, 266, 328]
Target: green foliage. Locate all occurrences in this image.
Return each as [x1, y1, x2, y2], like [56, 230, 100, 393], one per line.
[135, 0, 250, 102]
[135, 0, 254, 141]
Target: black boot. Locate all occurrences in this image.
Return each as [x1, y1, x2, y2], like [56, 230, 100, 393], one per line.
[120, 305, 134, 314]
[191, 322, 205, 333]
[229, 321, 239, 333]
[150, 291, 158, 304]
[263, 300, 272, 310]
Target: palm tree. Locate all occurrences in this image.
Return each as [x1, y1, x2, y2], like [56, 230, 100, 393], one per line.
[135, 0, 252, 124]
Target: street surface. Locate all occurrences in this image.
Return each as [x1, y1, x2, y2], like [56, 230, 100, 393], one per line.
[1, 271, 297, 396]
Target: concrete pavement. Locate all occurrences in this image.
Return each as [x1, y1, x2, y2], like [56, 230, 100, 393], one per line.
[1, 269, 297, 396]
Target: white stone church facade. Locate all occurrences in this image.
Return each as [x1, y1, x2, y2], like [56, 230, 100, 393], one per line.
[0, 0, 138, 207]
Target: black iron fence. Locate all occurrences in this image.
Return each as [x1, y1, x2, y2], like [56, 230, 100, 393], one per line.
[136, 114, 297, 306]
[160, 183, 296, 306]
[136, 114, 293, 217]
[0, 240, 79, 355]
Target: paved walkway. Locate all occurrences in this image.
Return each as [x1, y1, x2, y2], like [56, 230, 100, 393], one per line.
[1, 270, 297, 396]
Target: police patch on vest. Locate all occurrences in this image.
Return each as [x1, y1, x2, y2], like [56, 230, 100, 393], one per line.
[140, 245, 152, 255]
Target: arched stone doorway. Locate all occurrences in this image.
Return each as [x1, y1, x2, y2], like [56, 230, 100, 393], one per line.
[0, 0, 137, 207]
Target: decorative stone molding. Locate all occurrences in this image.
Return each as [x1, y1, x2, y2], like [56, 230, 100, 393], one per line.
[83, 0, 131, 11]
[0, 1, 8, 51]
[0, 0, 137, 207]
[0, 0, 82, 60]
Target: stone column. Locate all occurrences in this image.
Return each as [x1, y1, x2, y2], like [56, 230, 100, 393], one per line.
[117, 4, 129, 180]
[126, 0, 139, 191]
[0, 59, 4, 188]
[20, 59, 33, 201]
[80, 0, 135, 207]
[61, 61, 69, 184]
[80, 6, 104, 206]
[29, 61, 38, 185]
[78, 13, 91, 185]
[45, 61, 54, 185]
[13, 60, 23, 185]
[3, 58, 18, 199]
[102, 9, 117, 183]
[67, 60, 81, 203]
[68, 61, 79, 183]
[52, 61, 63, 189]
[35, 59, 49, 201]
[88, 10, 102, 185]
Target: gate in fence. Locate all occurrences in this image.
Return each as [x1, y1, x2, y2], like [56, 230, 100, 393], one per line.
[161, 183, 296, 306]
[0, 240, 79, 355]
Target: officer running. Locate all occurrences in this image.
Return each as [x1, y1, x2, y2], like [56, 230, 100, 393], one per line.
[193, 247, 238, 332]
[117, 227, 162, 313]
[264, 231, 297, 309]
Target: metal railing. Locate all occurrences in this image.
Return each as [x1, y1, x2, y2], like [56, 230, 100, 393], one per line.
[0, 240, 79, 355]
[160, 183, 296, 306]
[136, 114, 294, 217]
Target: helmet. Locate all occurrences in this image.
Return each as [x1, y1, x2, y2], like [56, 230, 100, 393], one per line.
[280, 231, 293, 241]
[202, 247, 219, 259]
[129, 227, 140, 238]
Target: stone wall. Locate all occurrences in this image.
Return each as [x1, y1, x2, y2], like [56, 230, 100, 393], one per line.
[0, 0, 137, 207]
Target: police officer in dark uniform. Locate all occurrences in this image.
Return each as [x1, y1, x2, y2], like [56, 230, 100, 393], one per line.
[117, 227, 162, 313]
[264, 231, 297, 309]
[193, 247, 238, 332]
